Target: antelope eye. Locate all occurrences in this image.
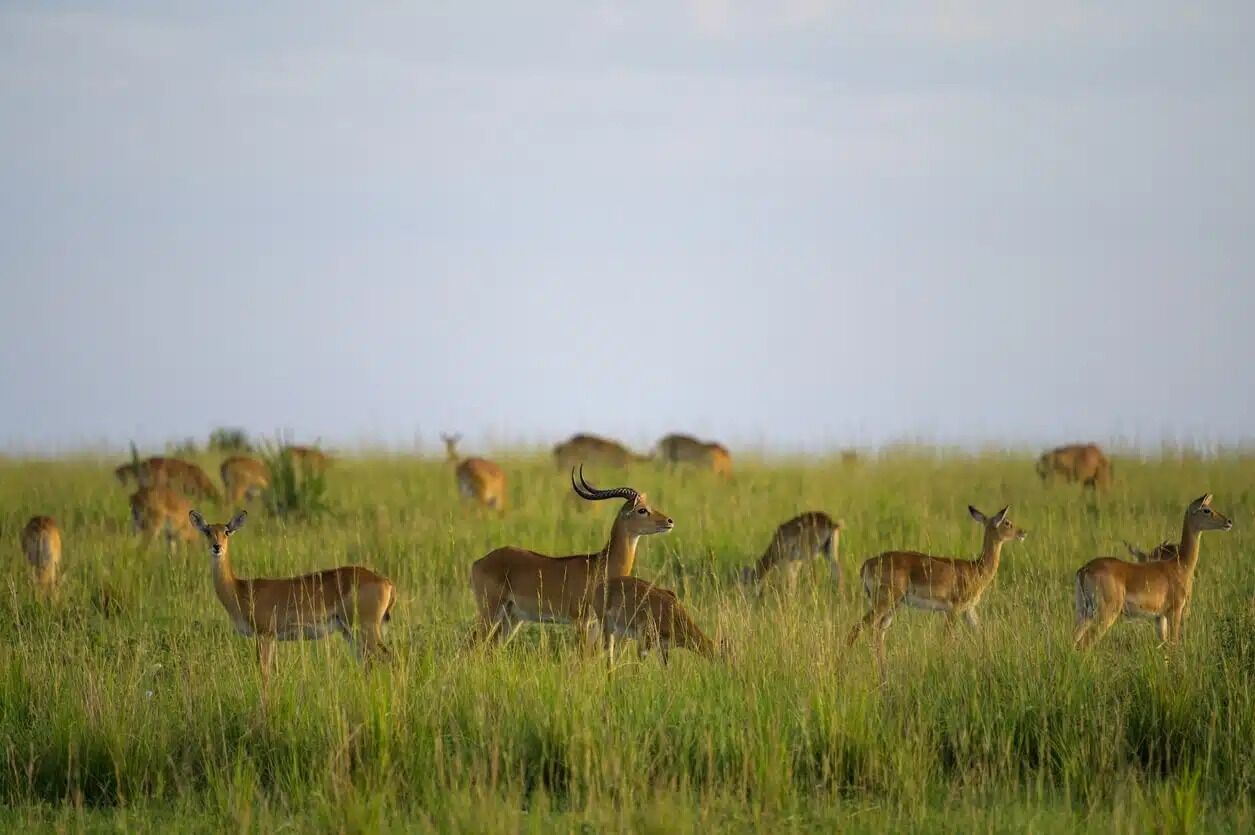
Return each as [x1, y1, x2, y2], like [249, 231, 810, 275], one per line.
[637, 507, 647, 515]
[1200, 508, 1212, 515]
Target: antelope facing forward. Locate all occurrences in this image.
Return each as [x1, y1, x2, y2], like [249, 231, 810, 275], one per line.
[846, 505, 1026, 676]
[21, 516, 62, 593]
[469, 468, 673, 646]
[592, 576, 719, 664]
[189, 510, 395, 682]
[1073, 494, 1232, 649]
[441, 433, 507, 512]
[220, 455, 269, 504]
[740, 512, 842, 593]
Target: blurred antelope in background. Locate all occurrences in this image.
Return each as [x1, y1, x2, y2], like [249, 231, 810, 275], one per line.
[469, 468, 673, 646]
[21, 516, 62, 594]
[1036, 443, 1112, 489]
[441, 433, 507, 512]
[846, 505, 1026, 678]
[190, 510, 395, 684]
[1123, 539, 1178, 563]
[130, 486, 197, 548]
[285, 445, 330, 473]
[740, 512, 843, 593]
[220, 455, 269, 504]
[553, 433, 650, 470]
[1073, 494, 1232, 649]
[656, 433, 732, 477]
[116, 454, 221, 501]
[592, 576, 720, 664]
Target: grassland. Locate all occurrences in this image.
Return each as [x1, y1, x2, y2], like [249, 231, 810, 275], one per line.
[1, 450, 1253, 833]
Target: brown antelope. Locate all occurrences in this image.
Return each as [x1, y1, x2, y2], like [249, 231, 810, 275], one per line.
[441, 433, 508, 512]
[592, 576, 719, 664]
[656, 433, 732, 477]
[285, 445, 330, 473]
[130, 486, 197, 548]
[189, 510, 395, 682]
[1036, 443, 1112, 489]
[740, 512, 843, 592]
[116, 456, 221, 501]
[846, 505, 1026, 676]
[553, 434, 650, 470]
[1073, 494, 1232, 649]
[21, 516, 62, 592]
[220, 455, 269, 504]
[1123, 539, 1178, 563]
[469, 468, 673, 646]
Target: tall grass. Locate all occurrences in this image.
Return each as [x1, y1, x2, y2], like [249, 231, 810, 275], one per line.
[0, 452, 1252, 832]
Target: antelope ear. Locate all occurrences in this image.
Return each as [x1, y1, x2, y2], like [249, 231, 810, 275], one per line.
[1197, 493, 1213, 507]
[226, 510, 248, 533]
[634, 492, 648, 507]
[189, 510, 208, 533]
[991, 506, 1009, 526]
[968, 506, 986, 524]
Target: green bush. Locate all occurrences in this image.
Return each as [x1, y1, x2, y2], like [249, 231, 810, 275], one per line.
[208, 427, 252, 453]
[259, 442, 331, 520]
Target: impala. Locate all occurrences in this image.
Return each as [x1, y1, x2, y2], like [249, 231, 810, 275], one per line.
[469, 468, 673, 646]
[846, 505, 1026, 676]
[740, 512, 843, 592]
[220, 455, 269, 504]
[189, 510, 395, 682]
[553, 434, 650, 470]
[441, 433, 508, 512]
[116, 455, 221, 501]
[21, 516, 62, 592]
[130, 486, 197, 548]
[1073, 494, 1232, 649]
[592, 576, 719, 664]
[656, 433, 732, 477]
[1036, 443, 1112, 489]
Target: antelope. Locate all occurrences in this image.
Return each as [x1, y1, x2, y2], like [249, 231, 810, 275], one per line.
[1073, 494, 1232, 649]
[21, 516, 62, 592]
[220, 455, 269, 504]
[740, 512, 843, 593]
[656, 433, 732, 477]
[285, 445, 330, 473]
[1123, 539, 1178, 563]
[1036, 443, 1112, 489]
[592, 576, 719, 664]
[553, 434, 650, 470]
[116, 456, 221, 501]
[441, 433, 508, 512]
[130, 486, 197, 548]
[189, 510, 395, 682]
[846, 505, 1026, 676]
[469, 468, 673, 646]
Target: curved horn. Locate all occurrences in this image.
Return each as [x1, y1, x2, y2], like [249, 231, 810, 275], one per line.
[570, 465, 640, 503]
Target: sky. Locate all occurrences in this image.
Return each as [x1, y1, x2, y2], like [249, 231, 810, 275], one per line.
[1, 2, 1253, 454]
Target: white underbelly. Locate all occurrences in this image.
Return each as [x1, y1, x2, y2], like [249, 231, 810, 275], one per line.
[903, 594, 953, 612]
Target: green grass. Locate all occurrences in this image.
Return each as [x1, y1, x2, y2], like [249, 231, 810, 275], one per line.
[2, 451, 1253, 832]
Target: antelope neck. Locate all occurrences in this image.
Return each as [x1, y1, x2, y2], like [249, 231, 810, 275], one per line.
[602, 518, 640, 577]
[976, 529, 1004, 574]
[210, 551, 246, 619]
[1173, 516, 1203, 573]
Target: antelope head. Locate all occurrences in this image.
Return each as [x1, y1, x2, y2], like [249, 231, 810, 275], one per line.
[968, 505, 1027, 543]
[189, 509, 248, 559]
[571, 466, 674, 536]
[1186, 493, 1233, 533]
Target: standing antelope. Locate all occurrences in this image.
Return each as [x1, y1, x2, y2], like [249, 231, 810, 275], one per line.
[592, 576, 719, 664]
[1073, 494, 1232, 649]
[656, 433, 732, 477]
[220, 455, 269, 504]
[285, 445, 330, 473]
[846, 505, 1026, 677]
[740, 512, 843, 593]
[189, 510, 395, 682]
[116, 456, 221, 501]
[1036, 443, 1112, 489]
[21, 516, 62, 593]
[130, 486, 197, 548]
[441, 433, 507, 512]
[553, 434, 650, 470]
[469, 468, 673, 646]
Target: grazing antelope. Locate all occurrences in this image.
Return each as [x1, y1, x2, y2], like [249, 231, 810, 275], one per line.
[116, 456, 221, 501]
[469, 468, 673, 646]
[285, 445, 330, 473]
[553, 434, 650, 470]
[1073, 494, 1232, 649]
[1036, 443, 1112, 489]
[130, 486, 197, 548]
[189, 510, 395, 682]
[1123, 539, 1178, 563]
[441, 433, 508, 512]
[656, 433, 732, 477]
[220, 455, 269, 504]
[740, 512, 843, 593]
[592, 576, 719, 664]
[21, 516, 62, 592]
[846, 505, 1026, 676]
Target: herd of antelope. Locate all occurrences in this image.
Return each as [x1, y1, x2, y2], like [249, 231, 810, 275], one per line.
[14, 437, 1242, 684]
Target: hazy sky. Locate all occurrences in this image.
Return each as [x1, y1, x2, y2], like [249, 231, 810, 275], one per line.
[2, 2, 1253, 454]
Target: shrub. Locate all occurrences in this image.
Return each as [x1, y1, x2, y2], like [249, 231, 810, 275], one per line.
[259, 441, 331, 520]
[208, 427, 252, 453]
